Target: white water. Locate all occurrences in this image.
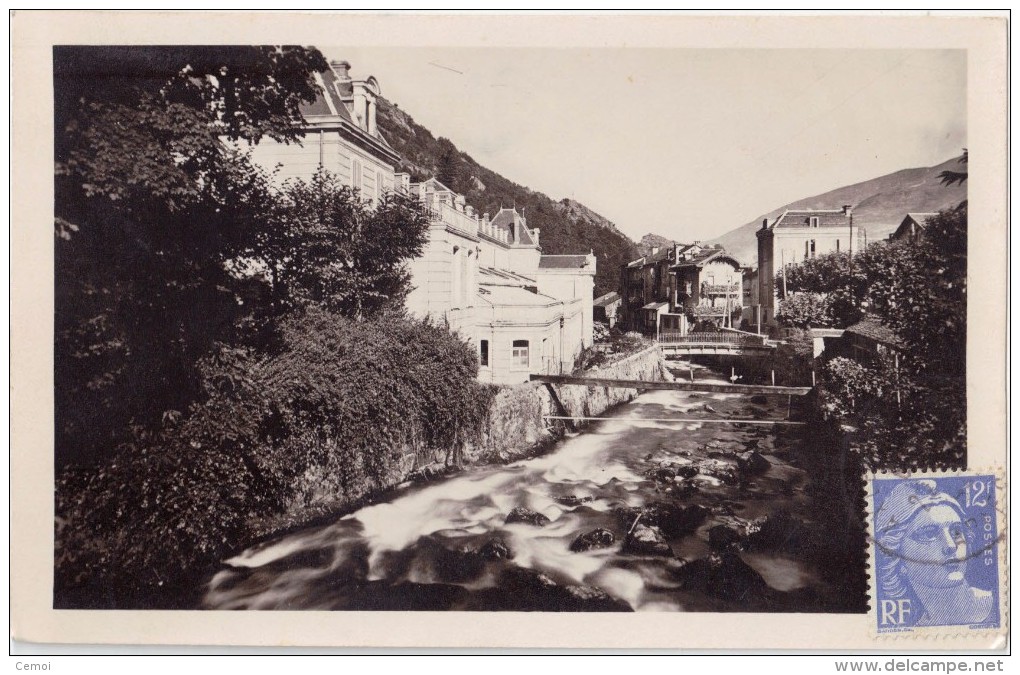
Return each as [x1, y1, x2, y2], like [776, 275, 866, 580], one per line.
[204, 384, 843, 612]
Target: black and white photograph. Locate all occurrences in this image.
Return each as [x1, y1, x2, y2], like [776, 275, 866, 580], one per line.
[11, 11, 1008, 652]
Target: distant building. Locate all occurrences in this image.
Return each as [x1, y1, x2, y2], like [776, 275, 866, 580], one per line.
[842, 317, 903, 363]
[593, 291, 622, 327]
[672, 246, 743, 330]
[620, 242, 746, 337]
[755, 206, 862, 328]
[250, 59, 596, 385]
[619, 245, 677, 335]
[890, 212, 938, 243]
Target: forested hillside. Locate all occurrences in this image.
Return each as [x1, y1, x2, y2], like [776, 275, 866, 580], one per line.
[376, 98, 638, 296]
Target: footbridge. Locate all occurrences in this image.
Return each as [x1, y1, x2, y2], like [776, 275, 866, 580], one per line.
[657, 330, 775, 358]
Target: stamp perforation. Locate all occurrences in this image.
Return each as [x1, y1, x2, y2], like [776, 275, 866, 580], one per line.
[865, 467, 1008, 642]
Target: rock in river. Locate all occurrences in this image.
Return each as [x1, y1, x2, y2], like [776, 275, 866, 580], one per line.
[674, 550, 769, 604]
[477, 537, 514, 560]
[708, 524, 743, 550]
[487, 567, 633, 612]
[622, 524, 673, 557]
[737, 451, 771, 475]
[570, 528, 616, 552]
[505, 507, 551, 526]
[555, 495, 594, 507]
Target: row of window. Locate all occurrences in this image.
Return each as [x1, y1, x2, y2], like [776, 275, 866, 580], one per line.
[479, 339, 530, 368]
[801, 238, 844, 260]
[350, 159, 387, 202]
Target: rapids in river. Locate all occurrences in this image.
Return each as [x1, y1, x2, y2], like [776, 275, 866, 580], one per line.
[203, 371, 864, 612]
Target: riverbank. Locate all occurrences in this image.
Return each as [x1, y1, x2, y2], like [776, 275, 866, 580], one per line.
[245, 346, 673, 547]
[204, 366, 867, 612]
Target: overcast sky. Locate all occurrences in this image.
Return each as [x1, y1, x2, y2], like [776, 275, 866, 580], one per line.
[331, 47, 966, 243]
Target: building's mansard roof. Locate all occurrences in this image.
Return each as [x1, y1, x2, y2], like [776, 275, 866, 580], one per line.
[490, 208, 538, 247]
[771, 209, 853, 229]
[299, 60, 398, 163]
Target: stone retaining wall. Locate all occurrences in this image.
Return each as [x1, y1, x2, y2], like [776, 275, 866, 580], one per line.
[468, 346, 673, 463]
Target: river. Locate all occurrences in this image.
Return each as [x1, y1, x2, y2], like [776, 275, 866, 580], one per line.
[203, 369, 864, 612]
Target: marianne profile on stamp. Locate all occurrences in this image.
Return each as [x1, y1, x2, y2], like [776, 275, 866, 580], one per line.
[874, 479, 998, 630]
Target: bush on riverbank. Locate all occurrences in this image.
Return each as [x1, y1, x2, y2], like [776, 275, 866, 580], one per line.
[55, 309, 493, 608]
[818, 356, 965, 470]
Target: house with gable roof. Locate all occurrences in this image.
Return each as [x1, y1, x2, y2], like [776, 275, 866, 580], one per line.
[889, 212, 939, 243]
[671, 245, 743, 329]
[755, 206, 863, 328]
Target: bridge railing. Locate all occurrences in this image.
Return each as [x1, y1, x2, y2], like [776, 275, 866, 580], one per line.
[658, 331, 768, 347]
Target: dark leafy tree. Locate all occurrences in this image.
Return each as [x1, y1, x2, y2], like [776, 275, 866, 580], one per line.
[938, 148, 968, 187]
[54, 46, 329, 467]
[251, 170, 430, 318]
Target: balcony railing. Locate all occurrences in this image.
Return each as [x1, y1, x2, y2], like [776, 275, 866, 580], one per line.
[702, 283, 741, 295]
[424, 200, 479, 238]
[690, 304, 728, 317]
[659, 331, 767, 346]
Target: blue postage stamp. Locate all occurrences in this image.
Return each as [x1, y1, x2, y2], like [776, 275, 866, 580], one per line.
[870, 472, 1003, 634]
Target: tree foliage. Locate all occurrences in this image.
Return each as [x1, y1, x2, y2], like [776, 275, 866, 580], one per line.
[775, 205, 966, 374]
[776, 292, 837, 329]
[246, 170, 430, 318]
[54, 46, 332, 468]
[938, 148, 968, 187]
[56, 310, 494, 608]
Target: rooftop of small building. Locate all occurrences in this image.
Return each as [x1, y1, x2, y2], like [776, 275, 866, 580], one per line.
[594, 291, 621, 307]
[478, 266, 536, 286]
[844, 317, 903, 347]
[673, 247, 741, 269]
[477, 284, 564, 308]
[538, 254, 593, 270]
[902, 212, 939, 225]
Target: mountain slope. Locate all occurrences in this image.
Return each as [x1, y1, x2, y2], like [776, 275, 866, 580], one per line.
[709, 157, 968, 264]
[376, 98, 638, 296]
[636, 233, 675, 258]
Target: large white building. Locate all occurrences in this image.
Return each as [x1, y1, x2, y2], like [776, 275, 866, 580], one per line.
[755, 206, 862, 328]
[405, 177, 594, 384]
[251, 59, 595, 384]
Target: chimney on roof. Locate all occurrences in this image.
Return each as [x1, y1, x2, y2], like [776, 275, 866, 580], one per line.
[842, 204, 853, 216]
[330, 60, 351, 81]
[762, 218, 768, 230]
[394, 172, 410, 194]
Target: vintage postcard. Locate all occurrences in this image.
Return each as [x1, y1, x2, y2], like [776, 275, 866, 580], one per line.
[10, 11, 1008, 650]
